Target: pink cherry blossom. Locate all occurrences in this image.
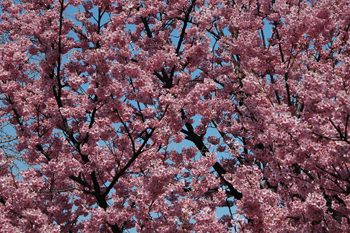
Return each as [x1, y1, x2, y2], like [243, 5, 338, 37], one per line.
[1, 0, 350, 232]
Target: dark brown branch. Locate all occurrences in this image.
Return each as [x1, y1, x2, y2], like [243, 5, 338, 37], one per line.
[141, 17, 153, 38]
[102, 128, 156, 199]
[181, 122, 242, 200]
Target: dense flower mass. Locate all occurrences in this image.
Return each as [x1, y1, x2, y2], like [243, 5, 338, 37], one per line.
[1, 0, 350, 232]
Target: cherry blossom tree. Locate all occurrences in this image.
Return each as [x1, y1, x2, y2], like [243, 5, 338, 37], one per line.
[1, 0, 350, 232]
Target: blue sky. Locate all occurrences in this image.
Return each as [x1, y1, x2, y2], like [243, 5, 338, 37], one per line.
[1, 1, 275, 231]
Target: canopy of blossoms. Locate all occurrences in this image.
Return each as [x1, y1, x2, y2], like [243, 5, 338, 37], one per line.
[0, 0, 350, 232]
